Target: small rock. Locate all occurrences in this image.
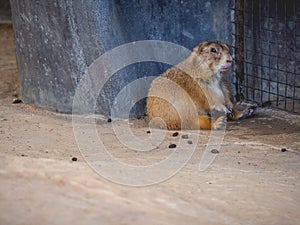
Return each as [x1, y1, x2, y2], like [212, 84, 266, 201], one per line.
[281, 148, 287, 152]
[71, 157, 78, 161]
[146, 130, 151, 134]
[188, 140, 193, 144]
[238, 151, 241, 153]
[211, 149, 219, 154]
[107, 118, 112, 123]
[12, 98, 23, 104]
[172, 132, 179, 137]
[168, 144, 177, 149]
[181, 134, 189, 139]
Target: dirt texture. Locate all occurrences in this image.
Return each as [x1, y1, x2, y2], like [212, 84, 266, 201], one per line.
[1, 24, 300, 225]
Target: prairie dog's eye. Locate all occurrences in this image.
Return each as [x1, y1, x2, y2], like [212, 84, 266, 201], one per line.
[211, 48, 217, 53]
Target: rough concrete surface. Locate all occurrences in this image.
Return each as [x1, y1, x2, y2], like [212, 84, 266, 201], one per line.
[1, 24, 300, 225]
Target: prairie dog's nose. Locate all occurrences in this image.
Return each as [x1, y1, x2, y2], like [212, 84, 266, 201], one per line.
[226, 55, 233, 63]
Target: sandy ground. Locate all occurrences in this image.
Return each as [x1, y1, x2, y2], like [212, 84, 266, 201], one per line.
[1, 24, 300, 225]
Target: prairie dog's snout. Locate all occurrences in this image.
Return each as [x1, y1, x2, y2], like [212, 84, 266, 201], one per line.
[221, 54, 233, 72]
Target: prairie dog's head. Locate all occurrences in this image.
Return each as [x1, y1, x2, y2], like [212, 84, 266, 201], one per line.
[191, 41, 233, 78]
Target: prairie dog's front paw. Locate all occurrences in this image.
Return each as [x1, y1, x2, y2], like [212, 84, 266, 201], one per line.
[226, 101, 233, 109]
[213, 104, 230, 114]
[226, 103, 233, 112]
[226, 105, 233, 117]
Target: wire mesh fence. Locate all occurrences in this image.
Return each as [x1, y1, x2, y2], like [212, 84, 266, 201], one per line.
[232, 0, 300, 113]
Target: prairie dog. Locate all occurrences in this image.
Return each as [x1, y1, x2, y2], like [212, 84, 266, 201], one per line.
[147, 41, 255, 130]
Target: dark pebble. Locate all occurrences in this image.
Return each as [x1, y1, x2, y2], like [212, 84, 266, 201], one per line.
[238, 151, 241, 153]
[169, 144, 177, 149]
[188, 140, 193, 144]
[211, 149, 219, 154]
[281, 148, 287, 152]
[107, 118, 112, 122]
[12, 98, 23, 104]
[238, 162, 241, 164]
[71, 157, 78, 161]
[181, 134, 189, 139]
[21, 154, 25, 157]
[172, 132, 179, 137]
[146, 130, 151, 134]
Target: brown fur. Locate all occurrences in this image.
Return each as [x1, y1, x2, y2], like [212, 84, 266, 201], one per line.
[147, 41, 254, 130]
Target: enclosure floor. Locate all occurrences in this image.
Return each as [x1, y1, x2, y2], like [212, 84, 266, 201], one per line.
[1, 24, 300, 225]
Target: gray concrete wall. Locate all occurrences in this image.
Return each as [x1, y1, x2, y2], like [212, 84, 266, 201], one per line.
[0, 0, 11, 22]
[10, 0, 233, 117]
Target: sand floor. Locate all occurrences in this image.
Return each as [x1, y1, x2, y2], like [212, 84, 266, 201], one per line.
[0, 23, 300, 225]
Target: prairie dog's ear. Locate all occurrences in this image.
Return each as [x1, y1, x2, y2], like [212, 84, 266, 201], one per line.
[193, 41, 210, 54]
[217, 41, 231, 52]
[223, 43, 231, 52]
[193, 45, 201, 53]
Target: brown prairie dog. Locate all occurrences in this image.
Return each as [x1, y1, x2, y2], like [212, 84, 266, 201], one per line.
[146, 41, 255, 130]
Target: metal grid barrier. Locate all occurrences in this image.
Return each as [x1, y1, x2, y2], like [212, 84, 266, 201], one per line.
[232, 0, 299, 113]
